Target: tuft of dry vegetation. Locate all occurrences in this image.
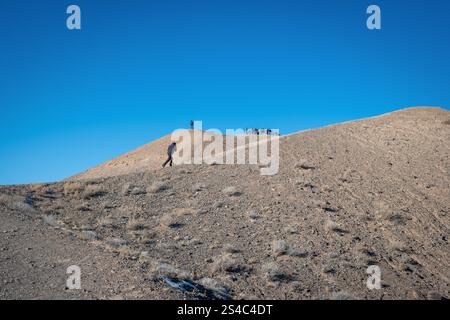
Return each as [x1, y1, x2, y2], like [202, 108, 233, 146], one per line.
[149, 261, 192, 280]
[133, 230, 157, 245]
[126, 219, 149, 231]
[80, 230, 99, 241]
[159, 213, 184, 229]
[0, 194, 36, 213]
[272, 240, 308, 258]
[247, 210, 259, 221]
[272, 240, 288, 256]
[295, 159, 316, 170]
[82, 185, 107, 199]
[222, 244, 240, 254]
[324, 220, 348, 234]
[192, 183, 206, 192]
[63, 182, 85, 197]
[222, 186, 241, 197]
[42, 214, 61, 228]
[147, 182, 169, 194]
[261, 262, 291, 282]
[211, 253, 246, 273]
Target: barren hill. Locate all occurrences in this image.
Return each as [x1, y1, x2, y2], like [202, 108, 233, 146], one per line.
[1, 107, 449, 300]
[71, 130, 227, 181]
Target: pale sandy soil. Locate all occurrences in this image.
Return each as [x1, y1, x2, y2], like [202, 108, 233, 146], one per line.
[1, 107, 449, 300]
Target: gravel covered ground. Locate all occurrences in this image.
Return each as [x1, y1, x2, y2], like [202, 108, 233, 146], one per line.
[1, 107, 449, 300]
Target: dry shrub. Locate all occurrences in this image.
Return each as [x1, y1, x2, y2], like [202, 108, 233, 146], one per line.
[149, 261, 192, 280]
[159, 208, 196, 229]
[192, 183, 206, 192]
[211, 253, 246, 273]
[127, 219, 149, 231]
[80, 230, 99, 240]
[43, 214, 61, 228]
[272, 240, 288, 256]
[0, 194, 36, 213]
[98, 216, 117, 228]
[29, 183, 53, 195]
[134, 230, 157, 245]
[261, 262, 291, 282]
[63, 182, 85, 196]
[122, 183, 146, 196]
[159, 214, 184, 229]
[121, 183, 133, 195]
[147, 182, 169, 194]
[222, 244, 240, 254]
[82, 185, 106, 199]
[106, 238, 128, 248]
[295, 159, 315, 170]
[324, 220, 348, 234]
[272, 240, 308, 258]
[198, 277, 231, 300]
[222, 187, 241, 197]
[247, 210, 259, 220]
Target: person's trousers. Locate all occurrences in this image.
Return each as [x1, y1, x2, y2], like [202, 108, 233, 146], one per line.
[162, 156, 173, 168]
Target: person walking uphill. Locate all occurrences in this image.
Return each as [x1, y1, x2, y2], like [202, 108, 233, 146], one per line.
[162, 142, 177, 168]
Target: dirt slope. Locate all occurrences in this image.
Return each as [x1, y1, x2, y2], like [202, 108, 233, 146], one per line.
[1, 107, 449, 300]
[71, 130, 228, 181]
[71, 132, 173, 180]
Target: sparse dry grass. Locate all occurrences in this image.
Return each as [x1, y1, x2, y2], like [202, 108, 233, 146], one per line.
[261, 262, 291, 282]
[247, 210, 259, 220]
[192, 183, 206, 192]
[272, 240, 288, 256]
[0, 194, 36, 213]
[149, 261, 192, 280]
[324, 220, 348, 234]
[80, 230, 99, 241]
[63, 182, 106, 200]
[211, 253, 246, 273]
[28, 183, 53, 196]
[222, 244, 240, 254]
[223, 186, 241, 197]
[106, 238, 128, 247]
[75, 202, 91, 212]
[63, 182, 85, 196]
[159, 208, 197, 229]
[272, 240, 308, 258]
[387, 239, 411, 253]
[126, 219, 149, 231]
[147, 182, 169, 194]
[97, 216, 118, 229]
[133, 230, 157, 245]
[295, 159, 315, 170]
[159, 213, 184, 229]
[82, 185, 107, 199]
[42, 214, 60, 228]
[121, 183, 133, 195]
[122, 183, 146, 196]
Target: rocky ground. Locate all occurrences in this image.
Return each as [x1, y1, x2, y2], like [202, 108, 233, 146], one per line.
[1, 107, 449, 300]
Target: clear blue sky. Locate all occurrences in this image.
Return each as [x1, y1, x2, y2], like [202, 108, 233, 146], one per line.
[0, 0, 449, 185]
